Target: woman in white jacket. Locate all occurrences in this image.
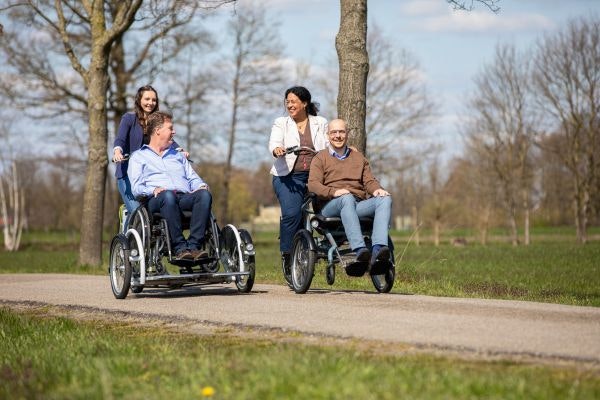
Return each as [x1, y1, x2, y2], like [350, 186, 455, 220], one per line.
[269, 86, 328, 285]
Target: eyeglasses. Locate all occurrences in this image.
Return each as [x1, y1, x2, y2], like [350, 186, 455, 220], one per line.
[329, 130, 347, 135]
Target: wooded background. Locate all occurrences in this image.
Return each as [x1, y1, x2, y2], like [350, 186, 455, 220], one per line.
[0, 0, 598, 265]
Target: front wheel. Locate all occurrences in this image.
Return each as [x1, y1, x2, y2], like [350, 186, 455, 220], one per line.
[371, 266, 395, 293]
[109, 235, 131, 299]
[291, 230, 316, 294]
[371, 238, 395, 293]
[220, 225, 254, 293]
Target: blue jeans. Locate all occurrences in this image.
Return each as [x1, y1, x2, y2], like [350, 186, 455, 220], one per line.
[148, 190, 212, 253]
[320, 194, 392, 250]
[117, 176, 140, 214]
[272, 172, 309, 253]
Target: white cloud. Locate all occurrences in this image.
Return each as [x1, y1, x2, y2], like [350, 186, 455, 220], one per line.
[416, 11, 555, 33]
[400, 0, 448, 17]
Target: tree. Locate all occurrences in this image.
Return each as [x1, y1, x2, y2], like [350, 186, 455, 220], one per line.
[532, 16, 600, 244]
[335, 0, 500, 154]
[464, 44, 536, 245]
[336, 0, 369, 153]
[216, 2, 285, 223]
[1, 1, 234, 265]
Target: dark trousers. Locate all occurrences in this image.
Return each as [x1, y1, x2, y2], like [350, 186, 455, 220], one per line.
[272, 172, 308, 253]
[148, 190, 212, 253]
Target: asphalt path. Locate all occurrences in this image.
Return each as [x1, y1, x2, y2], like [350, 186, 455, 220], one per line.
[1, 274, 599, 366]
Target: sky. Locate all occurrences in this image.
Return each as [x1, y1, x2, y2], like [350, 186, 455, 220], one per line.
[210, 0, 600, 161]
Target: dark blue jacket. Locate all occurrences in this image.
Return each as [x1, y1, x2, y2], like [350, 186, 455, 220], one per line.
[113, 112, 179, 178]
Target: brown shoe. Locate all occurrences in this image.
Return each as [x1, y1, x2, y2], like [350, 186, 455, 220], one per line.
[174, 249, 194, 261]
[190, 249, 208, 261]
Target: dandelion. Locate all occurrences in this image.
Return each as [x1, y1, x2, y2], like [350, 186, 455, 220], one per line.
[201, 386, 215, 397]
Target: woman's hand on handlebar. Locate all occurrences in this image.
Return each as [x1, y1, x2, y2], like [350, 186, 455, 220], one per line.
[272, 147, 286, 157]
[112, 149, 128, 163]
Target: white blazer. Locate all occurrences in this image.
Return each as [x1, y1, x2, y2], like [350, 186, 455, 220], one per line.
[268, 115, 328, 176]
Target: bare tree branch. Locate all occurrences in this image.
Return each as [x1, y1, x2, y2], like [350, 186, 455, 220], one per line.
[447, 0, 501, 13]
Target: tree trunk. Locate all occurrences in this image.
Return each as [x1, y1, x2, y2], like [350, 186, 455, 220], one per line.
[0, 162, 24, 251]
[222, 65, 241, 225]
[412, 205, 420, 246]
[78, 30, 111, 266]
[574, 190, 588, 244]
[480, 204, 490, 245]
[523, 188, 530, 245]
[509, 204, 518, 246]
[336, 0, 369, 154]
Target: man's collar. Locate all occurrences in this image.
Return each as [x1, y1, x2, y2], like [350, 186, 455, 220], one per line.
[328, 145, 350, 160]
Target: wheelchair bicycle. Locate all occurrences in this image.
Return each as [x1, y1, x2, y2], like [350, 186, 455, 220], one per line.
[281, 146, 395, 294]
[109, 201, 255, 299]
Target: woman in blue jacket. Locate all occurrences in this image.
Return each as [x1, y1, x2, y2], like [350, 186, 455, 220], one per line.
[112, 85, 163, 213]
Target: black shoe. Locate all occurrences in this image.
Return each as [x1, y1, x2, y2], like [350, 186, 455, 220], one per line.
[355, 247, 371, 263]
[370, 246, 390, 265]
[369, 246, 391, 275]
[174, 249, 194, 261]
[345, 262, 368, 277]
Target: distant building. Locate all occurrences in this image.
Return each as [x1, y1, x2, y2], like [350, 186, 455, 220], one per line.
[251, 205, 280, 231]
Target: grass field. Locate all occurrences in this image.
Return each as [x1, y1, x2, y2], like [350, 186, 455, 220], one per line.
[1, 228, 599, 306]
[1, 229, 599, 398]
[1, 305, 599, 400]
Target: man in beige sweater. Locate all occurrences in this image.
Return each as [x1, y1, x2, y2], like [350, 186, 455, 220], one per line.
[308, 119, 392, 270]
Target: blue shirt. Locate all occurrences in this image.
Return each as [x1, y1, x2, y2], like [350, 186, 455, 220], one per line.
[128, 145, 206, 197]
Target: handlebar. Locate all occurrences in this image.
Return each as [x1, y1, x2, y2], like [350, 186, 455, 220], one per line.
[112, 151, 194, 163]
[285, 146, 318, 155]
[112, 154, 130, 163]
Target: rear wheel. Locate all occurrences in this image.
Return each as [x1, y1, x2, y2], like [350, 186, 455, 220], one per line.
[109, 235, 131, 299]
[291, 230, 316, 294]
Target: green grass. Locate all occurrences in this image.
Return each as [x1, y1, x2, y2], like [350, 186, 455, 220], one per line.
[253, 234, 600, 306]
[1, 229, 599, 306]
[1, 306, 598, 400]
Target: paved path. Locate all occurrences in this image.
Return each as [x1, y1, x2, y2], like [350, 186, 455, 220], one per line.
[1, 274, 599, 365]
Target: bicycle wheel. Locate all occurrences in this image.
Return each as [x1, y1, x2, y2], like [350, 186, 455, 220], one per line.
[203, 215, 220, 273]
[291, 230, 316, 294]
[236, 229, 255, 293]
[220, 225, 254, 293]
[126, 206, 149, 292]
[109, 235, 131, 299]
[371, 237, 395, 293]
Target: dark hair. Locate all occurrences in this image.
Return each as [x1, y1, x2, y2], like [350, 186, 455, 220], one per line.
[134, 85, 160, 131]
[284, 86, 319, 116]
[145, 110, 173, 137]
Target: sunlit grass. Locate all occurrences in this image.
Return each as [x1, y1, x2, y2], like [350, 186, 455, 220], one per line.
[1, 306, 598, 399]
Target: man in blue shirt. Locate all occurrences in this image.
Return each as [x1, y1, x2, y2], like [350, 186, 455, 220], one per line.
[128, 111, 212, 261]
